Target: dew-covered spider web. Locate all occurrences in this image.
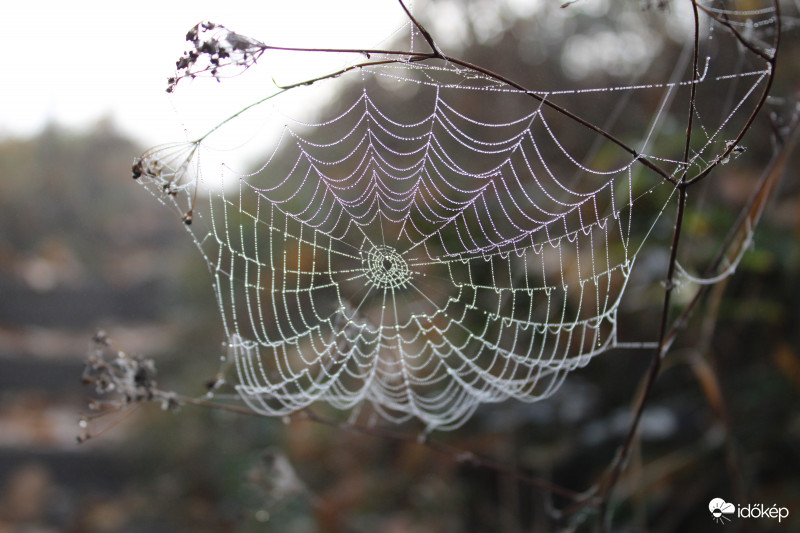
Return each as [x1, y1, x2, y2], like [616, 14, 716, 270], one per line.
[135, 3, 777, 430]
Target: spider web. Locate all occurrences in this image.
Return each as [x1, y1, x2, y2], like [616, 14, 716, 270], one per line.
[135, 5, 776, 430]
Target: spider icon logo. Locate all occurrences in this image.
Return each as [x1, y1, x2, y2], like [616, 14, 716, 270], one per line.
[709, 498, 736, 524]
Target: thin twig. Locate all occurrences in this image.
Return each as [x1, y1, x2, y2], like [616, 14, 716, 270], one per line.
[127, 391, 593, 506]
[685, 0, 780, 186]
[397, 0, 442, 56]
[696, 3, 776, 62]
[140, 392, 598, 508]
[297, 408, 595, 505]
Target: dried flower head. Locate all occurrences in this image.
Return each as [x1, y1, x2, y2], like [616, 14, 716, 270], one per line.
[79, 332, 183, 443]
[131, 143, 200, 226]
[168, 21, 267, 92]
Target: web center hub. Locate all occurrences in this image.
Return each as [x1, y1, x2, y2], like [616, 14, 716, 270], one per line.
[362, 245, 411, 290]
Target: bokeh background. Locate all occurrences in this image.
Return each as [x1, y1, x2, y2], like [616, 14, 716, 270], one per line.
[1, 1, 799, 531]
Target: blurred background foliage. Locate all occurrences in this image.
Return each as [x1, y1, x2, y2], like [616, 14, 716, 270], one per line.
[1, 0, 799, 532]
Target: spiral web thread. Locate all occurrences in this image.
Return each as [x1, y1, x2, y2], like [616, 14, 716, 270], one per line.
[136, 6, 775, 430]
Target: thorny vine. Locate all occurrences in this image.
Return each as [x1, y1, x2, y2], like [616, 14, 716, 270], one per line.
[81, 0, 797, 530]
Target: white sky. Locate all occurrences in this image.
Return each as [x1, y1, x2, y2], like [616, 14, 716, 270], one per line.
[2, 0, 407, 146]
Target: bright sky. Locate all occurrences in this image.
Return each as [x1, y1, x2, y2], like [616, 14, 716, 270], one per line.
[2, 0, 407, 146]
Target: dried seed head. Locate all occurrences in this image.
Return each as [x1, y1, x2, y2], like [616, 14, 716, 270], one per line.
[167, 21, 266, 92]
[131, 158, 143, 180]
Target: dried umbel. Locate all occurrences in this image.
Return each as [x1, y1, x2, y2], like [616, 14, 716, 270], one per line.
[79, 332, 180, 442]
[82, 332, 177, 407]
[131, 144, 199, 223]
[168, 21, 267, 93]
